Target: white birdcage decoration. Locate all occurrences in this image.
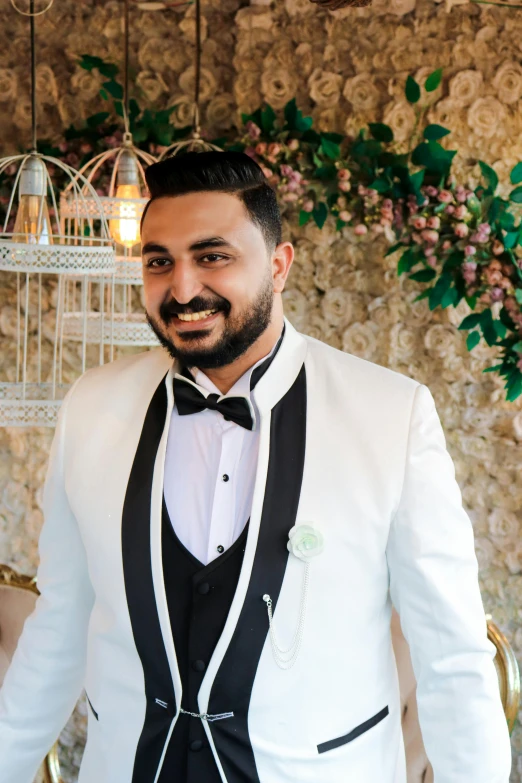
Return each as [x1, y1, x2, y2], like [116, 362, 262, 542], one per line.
[60, 135, 158, 351]
[0, 152, 116, 427]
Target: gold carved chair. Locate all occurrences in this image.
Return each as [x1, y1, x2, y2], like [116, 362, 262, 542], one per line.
[391, 608, 520, 782]
[0, 564, 62, 783]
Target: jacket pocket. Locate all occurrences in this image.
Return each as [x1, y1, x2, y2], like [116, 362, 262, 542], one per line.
[317, 706, 389, 754]
[86, 692, 99, 721]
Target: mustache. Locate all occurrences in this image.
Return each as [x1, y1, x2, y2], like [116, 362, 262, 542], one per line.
[159, 295, 231, 323]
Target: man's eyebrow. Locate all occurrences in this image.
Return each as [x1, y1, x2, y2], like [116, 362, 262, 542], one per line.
[141, 237, 236, 256]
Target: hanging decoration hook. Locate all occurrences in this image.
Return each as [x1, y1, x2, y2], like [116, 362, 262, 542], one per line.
[9, 0, 53, 15]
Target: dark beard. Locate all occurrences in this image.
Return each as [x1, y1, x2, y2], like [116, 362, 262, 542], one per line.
[146, 276, 274, 369]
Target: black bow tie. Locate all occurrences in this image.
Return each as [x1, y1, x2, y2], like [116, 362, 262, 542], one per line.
[173, 374, 255, 430]
[173, 326, 286, 430]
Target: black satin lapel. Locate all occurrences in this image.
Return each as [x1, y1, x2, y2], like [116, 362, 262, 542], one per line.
[121, 375, 176, 783]
[207, 364, 307, 783]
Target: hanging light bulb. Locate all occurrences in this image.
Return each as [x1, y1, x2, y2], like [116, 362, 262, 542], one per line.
[13, 156, 53, 245]
[109, 149, 142, 248]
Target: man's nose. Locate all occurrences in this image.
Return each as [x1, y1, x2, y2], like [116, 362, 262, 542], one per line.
[168, 263, 203, 305]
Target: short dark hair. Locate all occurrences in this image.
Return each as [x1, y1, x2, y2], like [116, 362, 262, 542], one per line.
[142, 150, 282, 254]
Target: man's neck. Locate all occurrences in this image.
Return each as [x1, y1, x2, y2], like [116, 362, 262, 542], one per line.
[198, 316, 284, 395]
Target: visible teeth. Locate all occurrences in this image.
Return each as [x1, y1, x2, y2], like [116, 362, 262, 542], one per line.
[177, 309, 217, 322]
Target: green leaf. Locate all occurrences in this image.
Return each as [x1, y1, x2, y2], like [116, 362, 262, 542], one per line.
[510, 186, 522, 204]
[299, 210, 312, 226]
[405, 75, 421, 104]
[428, 273, 452, 310]
[320, 137, 341, 160]
[102, 80, 124, 100]
[506, 372, 522, 402]
[516, 289, 522, 304]
[284, 99, 298, 129]
[411, 141, 456, 176]
[425, 68, 443, 93]
[99, 88, 109, 101]
[322, 132, 344, 143]
[511, 162, 522, 185]
[312, 202, 328, 229]
[409, 169, 425, 197]
[314, 164, 337, 179]
[466, 331, 481, 351]
[480, 309, 498, 346]
[114, 100, 124, 118]
[467, 330, 483, 351]
[261, 104, 277, 134]
[385, 242, 403, 257]
[479, 160, 499, 195]
[441, 287, 459, 308]
[423, 124, 451, 141]
[513, 340, 522, 352]
[368, 178, 391, 193]
[494, 320, 507, 339]
[458, 313, 482, 330]
[368, 123, 394, 143]
[483, 364, 504, 373]
[504, 230, 519, 250]
[86, 112, 110, 129]
[409, 268, 437, 282]
[398, 248, 417, 275]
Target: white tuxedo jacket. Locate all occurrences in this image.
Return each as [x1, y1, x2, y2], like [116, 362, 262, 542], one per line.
[0, 319, 511, 783]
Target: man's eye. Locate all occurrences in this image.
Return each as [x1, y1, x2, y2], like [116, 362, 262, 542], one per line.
[200, 254, 226, 263]
[147, 257, 171, 268]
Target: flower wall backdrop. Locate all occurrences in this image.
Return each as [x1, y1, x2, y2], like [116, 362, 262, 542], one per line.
[1, 0, 522, 779]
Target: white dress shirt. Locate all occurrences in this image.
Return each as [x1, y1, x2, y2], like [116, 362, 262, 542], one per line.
[164, 341, 279, 566]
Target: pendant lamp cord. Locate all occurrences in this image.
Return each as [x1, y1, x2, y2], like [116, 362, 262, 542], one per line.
[123, 0, 130, 138]
[30, 0, 37, 152]
[192, 0, 201, 137]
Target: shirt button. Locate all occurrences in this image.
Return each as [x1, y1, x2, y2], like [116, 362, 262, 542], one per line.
[222, 474, 230, 482]
[189, 740, 204, 752]
[192, 659, 206, 672]
[197, 582, 210, 595]
[217, 545, 225, 554]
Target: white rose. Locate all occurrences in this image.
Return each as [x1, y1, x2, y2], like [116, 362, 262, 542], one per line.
[261, 66, 298, 110]
[287, 525, 324, 562]
[343, 73, 381, 111]
[383, 100, 416, 143]
[449, 69, 483, 107]
[467, 97, 506, 139]
[493, 61, 522, 105]
[179, 66, 216, 104]
[308, 68, 343, 108]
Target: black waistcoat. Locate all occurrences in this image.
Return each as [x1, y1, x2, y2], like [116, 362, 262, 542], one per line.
[158, 499, 249, 783]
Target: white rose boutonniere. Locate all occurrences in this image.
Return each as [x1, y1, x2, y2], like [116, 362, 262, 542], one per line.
[287, 524, 324, 562]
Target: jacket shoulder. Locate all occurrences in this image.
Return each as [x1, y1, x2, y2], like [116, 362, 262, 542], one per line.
[302, 333, 419, 397]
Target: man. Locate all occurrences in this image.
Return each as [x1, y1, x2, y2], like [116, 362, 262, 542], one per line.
[0, 151, 511, 783]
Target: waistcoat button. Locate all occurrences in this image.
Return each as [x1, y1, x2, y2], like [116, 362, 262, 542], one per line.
[192, 659, 206, 672]
[222, 474, 230, 482]
[217, 545, 225, 554]
[189, 740, 204, 752]
[197, 582, 210, 595]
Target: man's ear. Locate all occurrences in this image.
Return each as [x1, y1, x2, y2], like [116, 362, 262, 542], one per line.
[272, 242, 294, 294]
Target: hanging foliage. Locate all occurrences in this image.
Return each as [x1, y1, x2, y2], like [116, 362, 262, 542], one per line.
[2, 59, 522, 400]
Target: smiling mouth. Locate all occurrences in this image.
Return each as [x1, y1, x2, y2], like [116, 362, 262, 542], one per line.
[174, 308, 219, 322]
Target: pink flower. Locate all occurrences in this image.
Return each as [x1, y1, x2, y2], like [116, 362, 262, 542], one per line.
[442, 240, 452, 251]
[426, 255, 438, 268]
[268, 143, 281, 157]
[282, 192, 299, 202]
[445, 204, 456, 215]
[438, 190, 453, 204]
[280, 164, 294, 177]
[302, 199, 314, 213]
[382, 199, 393, 210]
[371, 223, 384, 234]
[462, 261, 477, 284]
[338, 181, 351, 193]
[255, 142, 267, 155]
[454, 205, 468, 220]
[412, 216, 427, 230]
[478, 223, 491, 235]
[287, 138, 299, 151]
[337, 168, 351, 180]
[339, 210, 352, 222]
[454, 223, 469, 238]
[354, 224, 368, 236]
[455, 186, 468, 203]
[464, 244, 476, 256]
[246, 121, 261, 140]
[492, 239, 504, 256]
[490, 287, 505, 302]
[421, 229, 439, 244]
[427, 216, 441, 230]
[261, 166, 273, 179]
[412, 232, 423, 245]
[424, 185, 439, 198]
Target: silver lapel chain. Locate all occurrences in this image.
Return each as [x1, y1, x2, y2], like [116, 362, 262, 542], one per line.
[155, 699, 234, 722]
[262, 561, 310, 670]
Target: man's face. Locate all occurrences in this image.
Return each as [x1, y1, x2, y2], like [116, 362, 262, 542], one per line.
[141, 191, 280, 369]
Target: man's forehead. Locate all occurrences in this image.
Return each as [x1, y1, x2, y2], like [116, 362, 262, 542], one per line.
[141, 192, 254, 246]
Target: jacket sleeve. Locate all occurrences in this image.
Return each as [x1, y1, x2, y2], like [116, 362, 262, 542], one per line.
[386, 383, 512, 782]
[0, 381, 95, 783]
